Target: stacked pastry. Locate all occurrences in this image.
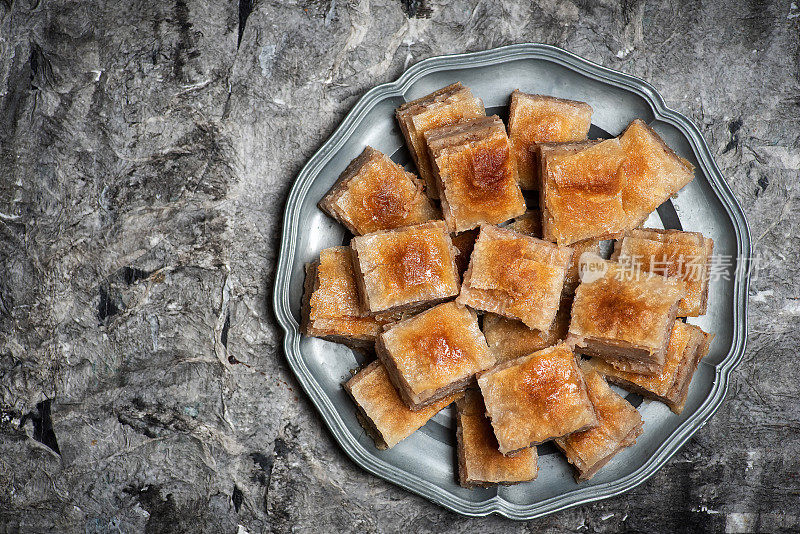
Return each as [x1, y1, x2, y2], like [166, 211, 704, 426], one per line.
[303, 82, 715, 487]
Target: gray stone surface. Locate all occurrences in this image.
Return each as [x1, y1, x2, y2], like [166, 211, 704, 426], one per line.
[1, 1, 798, 532]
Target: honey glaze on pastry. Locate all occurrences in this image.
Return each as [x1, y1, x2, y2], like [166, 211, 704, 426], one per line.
[350, 221, 459, 313]
[377, 301, 495, 409]
[477, 344, 597, 454]
[345, 361, 463, 449]
[319, 146, 437, 235]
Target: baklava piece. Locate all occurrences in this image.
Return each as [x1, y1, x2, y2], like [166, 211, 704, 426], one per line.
[451, 229, 479, 279]
[318, 146, 438, 235]
[457, 225, 572, 331]
[426, 116, 527, 231]
[590, 321, 714, 414]
[612, 228, 714, 316]
[568, 254, 687, 375]
[554, 360, 643, 481]
[456, 390, 538, 488]
[301, 246, 395, 350]
[477, 344, 597, 455]
[396, 83, 486, 198]
[482, 298, 571, 364]
[540, 138, 628, 245]
[507, 91, 593, 189]
[506, 209, 542, 238]
[350, 221, 460, 313]
[376, 302, 495, 410]
[344, 361, 463, 450]
[618, 119, 695, 228]
[540, 120, 694, 246]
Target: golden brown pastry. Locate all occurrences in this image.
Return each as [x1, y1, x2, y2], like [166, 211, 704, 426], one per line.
[541, 138, 628, 245]
[376, 302, 495, 410]
[554, 360, 643, 481]
[567, 253, 687, 375]
[396, 83, 486, 198]
[540, 120, 694, 245]
[590, 321, 714, 414]
[477, 344, 598, 455]
[612, 228, 714, 317]
[301, 246, 397, 350]
[618, 120, 696, 228]
[318, 146, 438, 235]
[344, 361, 463, 449]
[507, 91, 593, 189]
[457, 225, 572, 331]
[350, 221, 460, 313]
[426, 116, 526, 231]
[456, 390, 538, 488]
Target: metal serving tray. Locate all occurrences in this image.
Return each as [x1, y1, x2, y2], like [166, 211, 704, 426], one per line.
[273, 44, 751, 519]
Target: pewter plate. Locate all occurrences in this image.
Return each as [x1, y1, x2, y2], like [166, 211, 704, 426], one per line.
[273, 44, 751, 519]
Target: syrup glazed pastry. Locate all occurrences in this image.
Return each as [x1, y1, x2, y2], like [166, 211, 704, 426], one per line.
[477, 344, 598, 455]
[318, 146, 438, 235]
[344, 361, 463, 450]
[540, 120, 695, 246]
[612, 228, 714, 317]
[456, 390, 538, 488]
[350, 221, 460, 313]
[426, 115, 527, 232]
[507, 91, 593, 190]
[376, 301, 495, 410]
[568, 253, 687, 375]
[457, 224, 572, 331]
[540, 138, 627, 245]
[482, 298, 571, 364]
[301, 246, 398, 350]
[590, 321, 714, 414]
[554, 360, 644, 481]
[396, 82, 486, 198]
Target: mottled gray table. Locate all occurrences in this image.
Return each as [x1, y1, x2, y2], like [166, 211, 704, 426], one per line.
[1, 1, 798, 533]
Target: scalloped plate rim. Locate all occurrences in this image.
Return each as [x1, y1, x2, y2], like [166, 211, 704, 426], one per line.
[272, 43, 751, 519]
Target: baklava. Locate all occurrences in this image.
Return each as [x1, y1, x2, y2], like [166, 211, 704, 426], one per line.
[396, 83, 486, 198]
[457, 225, 572, 331]
[482, 298, 571, 364]
[612, 228, 714, 316]
[540, 120, 694, 245]
[477, 344, 597, 455]
[568, 254, 687, 374]
[540, 138, 628, 245]
[426, 116, 526, 231]
[507, 91, 593, 189]
[618, 119, 696, 228]
[376, 302, 495, 410]
[456, 390, 539, 488]
[590, 321, 714, 414]
[554, 360, 644, 481]
[318, 146, 438, 235]
[345, 361, 463, 449]
[350, 221, 460, 313]
[301, 246, 396, 350]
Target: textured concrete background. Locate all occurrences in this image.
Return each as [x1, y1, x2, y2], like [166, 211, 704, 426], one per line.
[1, 1, 799, 532]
